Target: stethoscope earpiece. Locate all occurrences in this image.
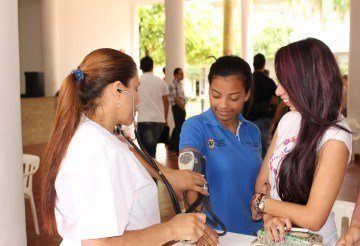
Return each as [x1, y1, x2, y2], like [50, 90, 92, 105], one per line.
[115, 87, 136, 130]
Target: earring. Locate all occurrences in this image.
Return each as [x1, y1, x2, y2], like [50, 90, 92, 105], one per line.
[117, 100, 121, 109]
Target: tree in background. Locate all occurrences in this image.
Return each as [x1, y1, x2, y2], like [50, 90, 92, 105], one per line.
[223, 0, 234, 55]
[288, 0, 350, 29]
[138, 2, 222, 66]
[254, 26, 293, 61]
[138, 4, 165, 65]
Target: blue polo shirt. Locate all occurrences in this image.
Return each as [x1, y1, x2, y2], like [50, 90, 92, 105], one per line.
[179, 108, 263, 235]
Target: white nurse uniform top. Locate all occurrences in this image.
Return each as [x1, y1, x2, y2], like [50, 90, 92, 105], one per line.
[55, 116, 160, 245]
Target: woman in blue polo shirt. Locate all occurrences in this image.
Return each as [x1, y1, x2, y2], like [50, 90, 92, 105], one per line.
[179, 56, 263, 237]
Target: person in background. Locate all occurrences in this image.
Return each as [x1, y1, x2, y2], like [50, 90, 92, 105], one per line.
[341, 74, 348, 117]
[252, 38, 352, 245]
[180, 56, 263, 243]
[162, 66, 166, 81]
[244, 53, 278, 158]
[264, 69, 270, 77]
[40, 48, 208, 245]
[337, 184, 360, 246]
[168, 68, 186, 155]
[137, 56, 169, 158]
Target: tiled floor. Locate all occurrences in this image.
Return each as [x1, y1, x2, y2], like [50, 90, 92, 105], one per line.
[24, 143, 360, 246]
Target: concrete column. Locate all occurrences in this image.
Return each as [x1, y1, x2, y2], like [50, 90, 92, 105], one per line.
[41, 0, 60, 96]
[0, 0, 27, 245]
[223, 0, 234, 55]
[165, 0, 185, 129]
[241, 0, 254, 65]
[348, 0, 360, 155]
[165, 0, 185, 84]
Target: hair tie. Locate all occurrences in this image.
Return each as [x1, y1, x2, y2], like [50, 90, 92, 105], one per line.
[71, 69, 85, 82]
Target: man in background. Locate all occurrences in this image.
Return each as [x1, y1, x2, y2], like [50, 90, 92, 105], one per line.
[168, 68, 186, 155]
[137, 56, 169, 158]
[245, 53, 277, 157]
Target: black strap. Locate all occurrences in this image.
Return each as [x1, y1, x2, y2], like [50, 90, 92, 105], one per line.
[184, 192, 227, 236]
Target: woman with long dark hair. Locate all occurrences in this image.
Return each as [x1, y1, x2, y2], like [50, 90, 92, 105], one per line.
[251, 38, 352, 245]
[41, 48, 209, 245]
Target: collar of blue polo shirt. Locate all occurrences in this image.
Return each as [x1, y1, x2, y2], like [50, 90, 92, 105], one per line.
[178, 151, 227, 236]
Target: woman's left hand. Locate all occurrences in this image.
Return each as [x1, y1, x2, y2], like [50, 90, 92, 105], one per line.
[164, 169, 208, 200]
[263, 214, 292, 243]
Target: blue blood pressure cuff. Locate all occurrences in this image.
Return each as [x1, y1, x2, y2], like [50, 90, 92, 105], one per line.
[178, 150, 205, 174]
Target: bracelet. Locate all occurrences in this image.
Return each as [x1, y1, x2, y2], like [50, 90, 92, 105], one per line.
[258, 194, 268, 213]
[251, 193, 264, 217]
[251, 193, 268, 220]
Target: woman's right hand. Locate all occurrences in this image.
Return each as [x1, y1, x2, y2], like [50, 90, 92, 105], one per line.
[337, 225, 360, 246]
[167, 213, 206, 244]
[263, 214, 292, 243]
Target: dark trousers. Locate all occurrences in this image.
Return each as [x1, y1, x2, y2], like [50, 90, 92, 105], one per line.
[138, 122, 164, 158]
[253, 117, 272, 158]
[169, 104, 186, 154]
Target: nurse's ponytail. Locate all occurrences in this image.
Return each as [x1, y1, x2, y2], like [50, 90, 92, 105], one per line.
[41, 48, 137, 235]
[41, 73, 81, 235]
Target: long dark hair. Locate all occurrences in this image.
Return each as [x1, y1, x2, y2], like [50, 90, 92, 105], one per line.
[41, 48, 137, 234]
[275, 38, 349, 204]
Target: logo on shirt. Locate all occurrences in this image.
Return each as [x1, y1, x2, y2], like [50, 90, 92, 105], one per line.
[208, 138, 215, 149]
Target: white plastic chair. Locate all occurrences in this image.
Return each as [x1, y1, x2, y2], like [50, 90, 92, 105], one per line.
[347, 117, 360, 161]
[332, 200, 355, 236]
[23, 154, 40, 235]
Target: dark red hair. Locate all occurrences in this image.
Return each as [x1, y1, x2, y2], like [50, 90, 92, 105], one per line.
[41, 48, 136, 234]
[274, 38, 349, 204]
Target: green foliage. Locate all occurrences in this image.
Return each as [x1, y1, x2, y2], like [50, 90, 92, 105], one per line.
[254, 26, 293, 61]
[138, 4, 165, 65]
[184, 1, 222, 65]
[138, 2, 222, 66]
[288, 0, 349, 20]
[332, 0, 350, 20]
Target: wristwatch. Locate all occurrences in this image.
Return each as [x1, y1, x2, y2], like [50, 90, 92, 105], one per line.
[258, 195, 268, 213]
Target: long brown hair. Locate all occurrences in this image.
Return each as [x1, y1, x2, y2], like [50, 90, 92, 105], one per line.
[41, 48, 137, 234]
[274, 38, 349, 205]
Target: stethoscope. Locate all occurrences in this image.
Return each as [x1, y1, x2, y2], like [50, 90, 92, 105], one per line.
[116, 88, 182, 214]
[116, 88, 227, 236]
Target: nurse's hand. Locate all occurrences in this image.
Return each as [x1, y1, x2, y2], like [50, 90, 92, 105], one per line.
[337, 225, 360, 246]
[196, 224, 219, 246]
[263, 214, 292, 243]
[165, 169, 208, 201]
[167, 213, 206, 244]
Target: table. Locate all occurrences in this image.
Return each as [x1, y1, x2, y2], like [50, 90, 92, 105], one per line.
[174, 232, 256, 245]
[219, 232, 256, 245]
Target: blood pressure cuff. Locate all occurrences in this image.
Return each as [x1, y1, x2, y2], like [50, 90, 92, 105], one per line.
[178, 150, 205, 174]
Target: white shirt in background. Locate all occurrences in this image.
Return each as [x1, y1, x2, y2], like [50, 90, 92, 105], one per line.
[268, 111, 352, 246]
[55, 116, 160, 245]
[138, 72, 169, 123]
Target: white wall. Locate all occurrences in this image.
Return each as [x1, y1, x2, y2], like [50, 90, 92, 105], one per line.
[0, 0, 27, 244]
[349, 0, 360, 155]
[41, 0, 137, 96]
[18, 0, 43, 95]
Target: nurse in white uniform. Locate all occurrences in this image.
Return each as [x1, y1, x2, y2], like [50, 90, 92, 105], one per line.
[41, 48, 207, 245]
